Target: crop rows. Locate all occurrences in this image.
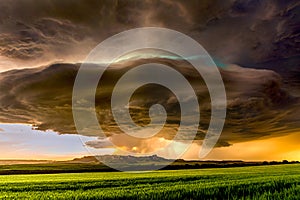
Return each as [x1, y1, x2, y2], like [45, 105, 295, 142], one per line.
[0, 164, 299, 199]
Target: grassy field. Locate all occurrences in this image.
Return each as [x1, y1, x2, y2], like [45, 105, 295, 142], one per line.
[0, 164, 299, 199]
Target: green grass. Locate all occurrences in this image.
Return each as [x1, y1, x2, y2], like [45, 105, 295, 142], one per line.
[0, 164, 299, 199]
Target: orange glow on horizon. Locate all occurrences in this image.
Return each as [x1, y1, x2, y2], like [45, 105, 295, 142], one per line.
[183, 132, 300, 161]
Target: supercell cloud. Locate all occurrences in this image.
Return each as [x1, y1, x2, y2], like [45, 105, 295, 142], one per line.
[0, 58, 299, 151]
[0, 0, 299, 156]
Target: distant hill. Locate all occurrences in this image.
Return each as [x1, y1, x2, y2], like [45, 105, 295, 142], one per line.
[66, 155, 299, 170]
[67, 155, 172, 171]
[69, 155, 170, 163]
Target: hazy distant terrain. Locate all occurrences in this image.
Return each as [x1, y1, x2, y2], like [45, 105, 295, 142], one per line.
[0, 155, 298, 175]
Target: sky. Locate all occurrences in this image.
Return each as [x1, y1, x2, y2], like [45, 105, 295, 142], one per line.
[1, 122, 299, 161]
[0, 123, 90, 160]
[0, 0, 299, 161]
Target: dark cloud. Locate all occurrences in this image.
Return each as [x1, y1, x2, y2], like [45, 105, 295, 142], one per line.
[0, 58, 298, 149]
[0, 0, 299, 71]
[0, 18, 87, 60]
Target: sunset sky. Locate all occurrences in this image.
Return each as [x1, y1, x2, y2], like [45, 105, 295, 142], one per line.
[0, 0, 299, 161]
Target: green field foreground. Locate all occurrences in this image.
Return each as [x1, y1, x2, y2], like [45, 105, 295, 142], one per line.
[0, 164, 299, 199]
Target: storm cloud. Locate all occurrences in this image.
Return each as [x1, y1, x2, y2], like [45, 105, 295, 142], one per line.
[0, 0, 299, 71]
[0, 57, 299, 152]
[0, 1, 299, 155]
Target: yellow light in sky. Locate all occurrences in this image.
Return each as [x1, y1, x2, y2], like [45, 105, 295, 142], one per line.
[183, 132, 300, 161]
[132, 147, 138, 151]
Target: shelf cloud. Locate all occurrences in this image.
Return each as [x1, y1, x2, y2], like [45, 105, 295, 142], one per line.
[0, 58, 298, 152]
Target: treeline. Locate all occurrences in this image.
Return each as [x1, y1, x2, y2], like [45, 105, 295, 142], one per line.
[163, 160, 300, 170]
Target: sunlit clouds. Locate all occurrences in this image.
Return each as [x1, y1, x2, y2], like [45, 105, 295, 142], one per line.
[0, 0, 299, 161]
